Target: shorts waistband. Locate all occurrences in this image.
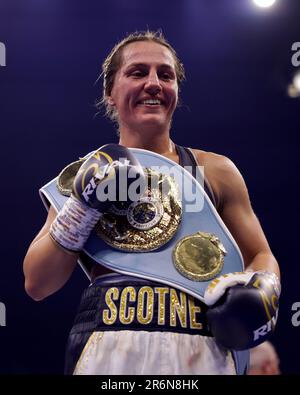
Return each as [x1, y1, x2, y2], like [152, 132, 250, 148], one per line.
[71, 275, 212, 336]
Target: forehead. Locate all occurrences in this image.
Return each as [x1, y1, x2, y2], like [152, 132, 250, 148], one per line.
[120, 41, 176, 69]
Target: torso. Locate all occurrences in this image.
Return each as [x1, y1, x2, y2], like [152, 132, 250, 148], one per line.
[90, 146, 224, 281]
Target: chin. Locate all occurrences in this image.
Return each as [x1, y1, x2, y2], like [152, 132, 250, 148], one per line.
[135, 115, 169, 128]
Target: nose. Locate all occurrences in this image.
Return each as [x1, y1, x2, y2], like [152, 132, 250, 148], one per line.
[144, 71, 162, 95]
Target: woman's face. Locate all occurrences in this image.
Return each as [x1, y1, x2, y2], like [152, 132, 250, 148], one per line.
[108, 41, 179, 132]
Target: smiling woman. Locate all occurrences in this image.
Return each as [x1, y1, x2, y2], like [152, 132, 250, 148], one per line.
[23, 30, 280, 376]
[98, 31, 185, 129]
[109, 41, 178, 140]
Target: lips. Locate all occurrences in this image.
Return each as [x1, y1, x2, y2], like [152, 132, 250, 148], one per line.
[136, 98, 165, 106]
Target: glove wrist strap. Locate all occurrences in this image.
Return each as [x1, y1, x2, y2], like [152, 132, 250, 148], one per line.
[49, 195, 101, 252]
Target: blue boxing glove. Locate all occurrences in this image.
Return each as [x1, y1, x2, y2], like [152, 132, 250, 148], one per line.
[204, 271, 281, 350]
[49, 143, 146, 253]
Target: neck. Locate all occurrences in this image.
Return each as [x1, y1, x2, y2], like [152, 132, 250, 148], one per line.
[118, 125, 175, 156]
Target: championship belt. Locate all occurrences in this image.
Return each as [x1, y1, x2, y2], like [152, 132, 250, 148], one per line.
[39, 148, 244, 302]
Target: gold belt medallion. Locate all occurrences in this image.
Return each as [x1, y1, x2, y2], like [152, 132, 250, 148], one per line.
[172, 232, 227, 281]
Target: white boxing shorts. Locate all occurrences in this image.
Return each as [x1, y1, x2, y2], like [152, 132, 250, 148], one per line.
[73, 330, 236, 375]
[64, 274, 236, 375]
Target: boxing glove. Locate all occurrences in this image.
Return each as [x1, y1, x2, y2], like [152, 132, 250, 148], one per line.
[204, 271, 281, 350]
[49, 144, 146, 253]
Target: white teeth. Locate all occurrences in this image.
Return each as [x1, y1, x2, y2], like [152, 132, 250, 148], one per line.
[141, 99, 161, 105]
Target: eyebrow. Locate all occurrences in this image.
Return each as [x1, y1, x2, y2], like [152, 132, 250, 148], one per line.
[124, 62, 175, 71]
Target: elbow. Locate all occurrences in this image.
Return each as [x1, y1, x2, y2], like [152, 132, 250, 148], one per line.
[24, 280, 47, 302]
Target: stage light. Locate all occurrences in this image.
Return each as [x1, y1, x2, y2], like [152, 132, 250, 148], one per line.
[253, 0, 277, 8]
[287, 71, 300, 98]
[293, 72, 300, 91]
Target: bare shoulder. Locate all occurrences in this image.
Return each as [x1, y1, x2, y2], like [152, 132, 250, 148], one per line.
[191, 148, 238, 175]
[190, 148, 247, 210]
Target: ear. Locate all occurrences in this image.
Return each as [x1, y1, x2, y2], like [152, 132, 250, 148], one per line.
[107, 96, 115, 106]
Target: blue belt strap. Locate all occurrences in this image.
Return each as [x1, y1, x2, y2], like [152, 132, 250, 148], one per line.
[39, 147, 249, 374]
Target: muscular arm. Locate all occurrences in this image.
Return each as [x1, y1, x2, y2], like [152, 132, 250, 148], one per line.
[23, 205, 79, 301]
[200, 152, 280, 278]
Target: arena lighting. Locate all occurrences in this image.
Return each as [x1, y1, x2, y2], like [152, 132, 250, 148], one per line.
[253, 0, 277, 8]
[293, 72, 300, 91]
[287, 71, 300, 98]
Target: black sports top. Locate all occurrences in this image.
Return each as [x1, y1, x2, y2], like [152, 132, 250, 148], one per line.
[175, 144, 217, 208]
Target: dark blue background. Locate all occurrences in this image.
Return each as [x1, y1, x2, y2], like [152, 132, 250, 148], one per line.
[0, 0, 299, 374]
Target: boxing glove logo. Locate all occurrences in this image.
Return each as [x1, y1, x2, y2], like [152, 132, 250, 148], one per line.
[251, 274, 279, 341]
[253, 310, 278, 341]
[82, 159, 130, 203]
